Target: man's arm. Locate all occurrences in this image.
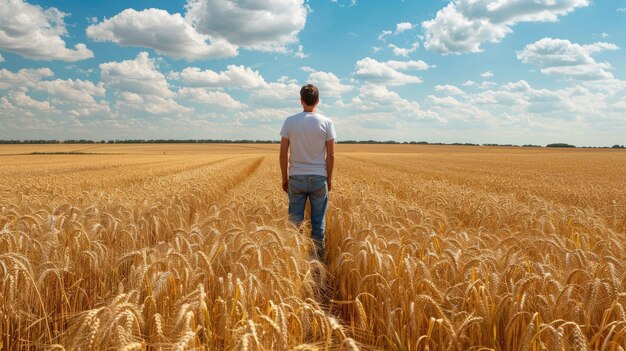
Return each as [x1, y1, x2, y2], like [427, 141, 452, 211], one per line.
[280, 137, 290, 193]
[326, 139, 335, 192]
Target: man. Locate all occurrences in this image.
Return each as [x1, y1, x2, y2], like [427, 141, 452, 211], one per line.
[279, 84, 336, 260]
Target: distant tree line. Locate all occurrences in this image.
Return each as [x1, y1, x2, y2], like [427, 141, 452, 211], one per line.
[0, 139, 624, 149]
[546, 143, 576, 148]
[0, 139, 280, 144]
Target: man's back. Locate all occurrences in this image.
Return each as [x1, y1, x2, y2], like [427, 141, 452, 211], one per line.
[280, 111, 336, 177]
[279, 84, 335, 261]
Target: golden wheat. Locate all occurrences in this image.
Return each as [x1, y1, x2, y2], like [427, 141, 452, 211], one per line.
[0, 144, 625, 350]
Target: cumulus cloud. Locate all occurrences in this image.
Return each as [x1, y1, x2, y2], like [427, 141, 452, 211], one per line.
[1, 88, 52, 112]
[0, 67, 53, 89]
[250, 81, 301, 107]
[353, 57, 431, 85]
[36, 78, 109, 117]
[235, 107, 294, 124]
[615, 98, 626, 110]
[86, 8, 238, 60]
[185, 0, 308, 52]
[0, 66, 109, 118]
[0, 0, 93, 61]
[395, 22, 414, 34]
[100, 52, 190, 114]
[351, 84, 421, 112]
[0, 53, 4, 62]
[294, 45, 308, 58]
[481, 70, 494, 78]
[389, 42, 419, 57]
[377, 30, 392, 42]
[466, 80, 616, 121]
[178, 88, 246, 109]
[37, 79, 104, 103]
[330, 0, 358, 8]
[305, 69, 352, 98]
[85, 0, 309, 59]
[422, 0, 589, 54]
[435, 84, 465, 95]
[517, 38, 619, 80]
[426, 93, 494, 122]
[480, 81, 497, 89]
[385, 60, 432, 71]
[181, 65, 267, 89]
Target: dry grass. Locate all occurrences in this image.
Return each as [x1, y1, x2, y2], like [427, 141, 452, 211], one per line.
[1, 144, 625, 350]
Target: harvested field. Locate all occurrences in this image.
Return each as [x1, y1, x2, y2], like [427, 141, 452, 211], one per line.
[1, 144, 625, 350]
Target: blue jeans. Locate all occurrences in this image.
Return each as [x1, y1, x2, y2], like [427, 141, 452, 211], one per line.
[288, 175, 328, 259]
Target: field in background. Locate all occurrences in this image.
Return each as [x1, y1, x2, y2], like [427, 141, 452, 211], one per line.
[1, 144, 625, 350]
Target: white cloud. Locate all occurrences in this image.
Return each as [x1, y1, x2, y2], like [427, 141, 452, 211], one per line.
[0, 0, 93, 61]
[181, 65, 267, 89]
[0, 67, 53, 89]
[385, 59, 432, 71]
[236, 107, 294, 125]
[435, 84, 465, 95]
[377, 30, 392, 42]
[618, 8, 626, 12]
[0, 66, 109, 118]
[465, 80, 620, 122]
[86, 8, 237, 60]
[351, 84, 420, 112]
[354, 57, 431, 85]
[100, 52, 190, 115]
[481, 70, 494, 78]
[37, 79, 104, 103]
[306, 70, 352, 98]
[426, 95, 464, 108]
[178, 88, 246, 109]
[615, 97, 626, 110]
[36, 78, 109, 117]
[422, 0, 590, 54]
[517, 38, 619, 80]
[479, 81, 497, 89]
[389, 42, 419, 57]
[472, 89, 522, 106]
[395, 22, 415, 34]
[0, 53, 4, 63]
[250, 81, 301, 107]
[294, 45, 308, 58]
[346, 85, 441, 127]
[277, 75, 298, 84]
[425, 93, 493, 122]
[1, 88, 52, 112]
[341, 112, 402, 131]
[185, 0, 308, 52]
[330, 0, 357, 8]
[100, 52, 172, 98]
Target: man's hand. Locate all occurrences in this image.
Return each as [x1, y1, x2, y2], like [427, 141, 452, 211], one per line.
[282, 178, 289, 193]
[280, 137, 289, 194]
[325, 139, 334, 193]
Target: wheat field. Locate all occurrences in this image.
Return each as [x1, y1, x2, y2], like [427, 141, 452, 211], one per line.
[1, 144, 625, 350]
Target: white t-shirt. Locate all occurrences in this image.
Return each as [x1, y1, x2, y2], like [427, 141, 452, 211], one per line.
[280, 111, 337, 177]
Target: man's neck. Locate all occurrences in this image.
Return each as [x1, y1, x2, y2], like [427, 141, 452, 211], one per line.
[303, 107, 316, 113]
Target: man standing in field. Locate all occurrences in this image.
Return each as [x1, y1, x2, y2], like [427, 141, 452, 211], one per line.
[279, 84, 336, 261]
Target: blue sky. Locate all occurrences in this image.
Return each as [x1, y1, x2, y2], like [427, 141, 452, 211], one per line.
[1, 0, 625, 146]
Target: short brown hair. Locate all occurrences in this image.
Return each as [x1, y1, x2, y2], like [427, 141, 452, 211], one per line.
[300, 84, 319, 106]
